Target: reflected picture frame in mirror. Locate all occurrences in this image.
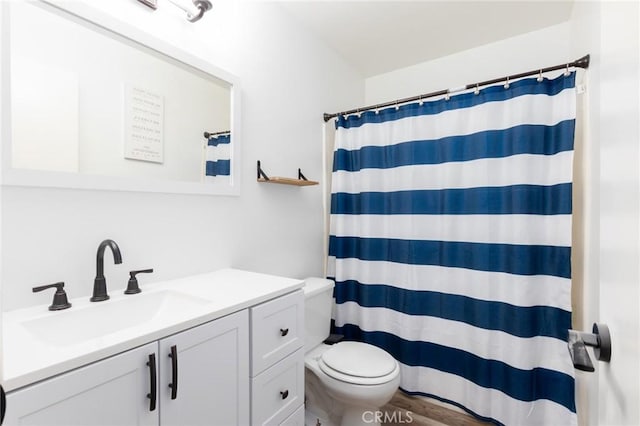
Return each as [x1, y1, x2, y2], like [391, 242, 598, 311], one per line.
[0, 0, 241, 196]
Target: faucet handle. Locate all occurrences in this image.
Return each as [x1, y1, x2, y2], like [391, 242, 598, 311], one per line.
[33, 282, 72, 311]
[125, 269, 154, 295]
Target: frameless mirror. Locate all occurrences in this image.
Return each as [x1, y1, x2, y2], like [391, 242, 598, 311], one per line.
[2, 1, 240, 195]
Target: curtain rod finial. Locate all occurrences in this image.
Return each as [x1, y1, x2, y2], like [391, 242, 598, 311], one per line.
[575, 54, 590, 69]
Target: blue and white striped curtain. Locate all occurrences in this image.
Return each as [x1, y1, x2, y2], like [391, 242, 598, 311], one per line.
[205, 133, 231, 179]
[328, 73, 577, 426]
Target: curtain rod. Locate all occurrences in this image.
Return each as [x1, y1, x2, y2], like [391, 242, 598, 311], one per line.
[203, 130, 230, 138]
[323, 54, 590, 123]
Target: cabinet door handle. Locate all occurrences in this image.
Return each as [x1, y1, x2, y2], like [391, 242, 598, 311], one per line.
[146, 353, 157, 412]
[280, 328, 289, 337]
[1, 384, 6, 425]
[168, 345, 178, 400]
[280, 390, 289, 400]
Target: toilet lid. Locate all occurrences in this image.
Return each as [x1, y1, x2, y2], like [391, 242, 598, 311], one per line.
[320, 341, 397, 378]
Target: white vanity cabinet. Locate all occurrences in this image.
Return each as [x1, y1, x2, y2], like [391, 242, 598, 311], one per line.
[250, 290, 305, 426]
[4, 342, 159, 426]
[2, 270, 305, 426]
[4, 310, 249, 426]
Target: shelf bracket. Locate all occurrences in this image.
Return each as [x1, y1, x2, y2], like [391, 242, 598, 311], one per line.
[298, 168, 308, 181]
[257, 160, 270, 181]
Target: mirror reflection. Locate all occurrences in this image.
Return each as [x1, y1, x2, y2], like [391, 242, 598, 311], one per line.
[8, 2, 231, 185]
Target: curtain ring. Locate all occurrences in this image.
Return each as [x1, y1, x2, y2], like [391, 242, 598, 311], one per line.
[356, 108, 361, 118]
[474, 84, 480, 95]
[504, 76, 510, 89]
[395, 101, 400, 111]
[419, 95, 424, 106]
[537, 70, 543, 82]
[565, 63, 570, 76]
[444, 91, 450, 101]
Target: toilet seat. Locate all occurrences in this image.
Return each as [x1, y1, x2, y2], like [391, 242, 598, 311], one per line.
[318, 341, 399, 385]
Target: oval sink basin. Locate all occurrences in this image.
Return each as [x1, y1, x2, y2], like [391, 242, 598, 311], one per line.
[22, 290, 211, 346]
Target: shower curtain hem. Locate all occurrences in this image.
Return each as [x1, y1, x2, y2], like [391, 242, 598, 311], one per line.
[399, 387, 502, 426]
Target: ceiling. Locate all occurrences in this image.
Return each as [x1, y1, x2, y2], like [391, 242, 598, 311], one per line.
[277, 1, 575, 77]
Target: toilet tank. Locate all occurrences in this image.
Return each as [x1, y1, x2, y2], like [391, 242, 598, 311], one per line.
[303, 277, 335, 353]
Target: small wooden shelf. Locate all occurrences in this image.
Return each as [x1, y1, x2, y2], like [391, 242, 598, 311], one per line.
[257, 161, 318, 186]
[257, 176, 318, 186]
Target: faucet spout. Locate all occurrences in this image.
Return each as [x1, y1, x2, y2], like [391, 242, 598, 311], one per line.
[91, 239, 122, 302]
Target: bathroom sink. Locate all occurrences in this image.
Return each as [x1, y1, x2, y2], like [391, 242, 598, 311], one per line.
[22, 290, 211, 346]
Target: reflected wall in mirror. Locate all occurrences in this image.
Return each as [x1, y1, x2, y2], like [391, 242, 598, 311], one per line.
[2, 1, 240, 195]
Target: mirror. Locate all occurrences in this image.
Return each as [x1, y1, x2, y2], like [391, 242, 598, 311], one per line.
[2, 1, 240, 195]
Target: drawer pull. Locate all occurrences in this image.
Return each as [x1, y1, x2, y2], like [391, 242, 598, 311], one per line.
[280, 328, 289, 337]
[280, 390, 289, 400]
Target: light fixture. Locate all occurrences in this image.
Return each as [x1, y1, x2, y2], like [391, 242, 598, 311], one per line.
[137, 0, 213, 23]
[169, 0, 212, 23]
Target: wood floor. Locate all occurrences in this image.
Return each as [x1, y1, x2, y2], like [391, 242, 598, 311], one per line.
[381, 391, 492, 426]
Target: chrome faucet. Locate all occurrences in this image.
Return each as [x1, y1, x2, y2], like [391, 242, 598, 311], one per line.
[91, 239, 122, 302]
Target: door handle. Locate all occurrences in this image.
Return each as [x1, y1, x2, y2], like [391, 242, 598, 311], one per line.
[168, 345, 178, 400]
[146, 353, 157, 411]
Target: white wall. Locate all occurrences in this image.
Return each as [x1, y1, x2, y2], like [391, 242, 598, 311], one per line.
[0, 0, 4, 385]
[569, 2, 640, 425]
[589, 1, 640, 425]
[365, 22, 572, 105]
[0, 0, 363, 311]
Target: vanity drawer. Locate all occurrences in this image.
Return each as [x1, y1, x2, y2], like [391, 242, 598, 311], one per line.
[251, 348, 304, 426]
[280, 404, 304, 426]
[251, 289, 303, 375]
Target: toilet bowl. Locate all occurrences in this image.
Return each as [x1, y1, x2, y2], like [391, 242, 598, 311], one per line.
[305, 342, 401, 426]
[303, 278, 400, 426]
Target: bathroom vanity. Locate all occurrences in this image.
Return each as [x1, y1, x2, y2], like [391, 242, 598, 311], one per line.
[2, 269, 304, 425]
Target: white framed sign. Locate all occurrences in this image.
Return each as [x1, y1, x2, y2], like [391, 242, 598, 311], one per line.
[124, 85, 164, 163]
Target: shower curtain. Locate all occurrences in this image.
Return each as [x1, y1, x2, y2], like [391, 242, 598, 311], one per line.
[328, 73, 577, 426]
[205, 133, 231, 178]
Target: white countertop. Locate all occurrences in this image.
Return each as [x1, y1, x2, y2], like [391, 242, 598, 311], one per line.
[2, 268, 303, 392]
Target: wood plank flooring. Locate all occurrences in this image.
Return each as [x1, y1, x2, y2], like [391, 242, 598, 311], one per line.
[381, 391, 493, 426]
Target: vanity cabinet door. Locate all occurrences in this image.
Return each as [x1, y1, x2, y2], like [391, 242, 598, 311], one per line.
[4, 342, 158, 426]
[158, 310, 249, 426]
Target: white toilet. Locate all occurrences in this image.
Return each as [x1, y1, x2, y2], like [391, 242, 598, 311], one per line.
[303, 278, 401, 426]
